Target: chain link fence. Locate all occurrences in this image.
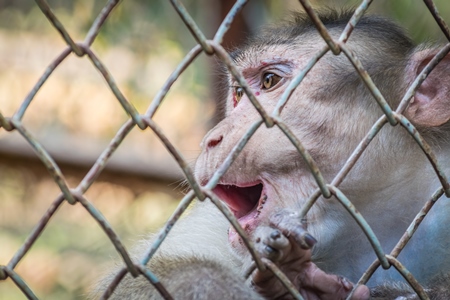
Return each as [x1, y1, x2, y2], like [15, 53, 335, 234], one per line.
[1, 0, 449, 299]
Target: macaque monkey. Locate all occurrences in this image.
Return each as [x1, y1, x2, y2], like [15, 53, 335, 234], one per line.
[95, 10, 450, 300]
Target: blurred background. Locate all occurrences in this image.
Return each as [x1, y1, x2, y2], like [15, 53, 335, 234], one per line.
[0, 0, 449, 299]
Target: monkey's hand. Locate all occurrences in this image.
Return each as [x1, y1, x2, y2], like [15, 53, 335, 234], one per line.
[251, 210, 370, 300]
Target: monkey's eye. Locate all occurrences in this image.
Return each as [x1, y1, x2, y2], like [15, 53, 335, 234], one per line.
[233, 87, 244, 106]
[262, 73, 282, 90]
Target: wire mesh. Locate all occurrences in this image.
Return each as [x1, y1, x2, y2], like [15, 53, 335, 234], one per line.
[0, 0, 449, 299]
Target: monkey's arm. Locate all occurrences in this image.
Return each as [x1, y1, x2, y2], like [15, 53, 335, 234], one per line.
[94, 203, 370, 300]
[93, 201, 264, 299]
[105, 256, 264, 300]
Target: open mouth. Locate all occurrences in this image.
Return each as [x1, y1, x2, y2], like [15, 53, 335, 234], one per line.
[213, 183, 265, 219]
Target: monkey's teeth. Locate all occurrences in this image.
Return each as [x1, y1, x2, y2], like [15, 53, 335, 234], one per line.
[255, 194, 267, 218]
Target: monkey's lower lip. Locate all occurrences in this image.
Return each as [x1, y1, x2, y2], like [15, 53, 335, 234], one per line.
[213, 183, 265, 219]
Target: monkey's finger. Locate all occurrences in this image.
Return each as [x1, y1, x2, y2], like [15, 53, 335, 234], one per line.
[270, 210, 316, 249]
[254, 227, 290, 262]
[300, 262, 369, 300]
[350, 285, 370, 300]
[254, 226, 290, 249]
[265, 229, 290, 250]
[290, 228, 317, 250]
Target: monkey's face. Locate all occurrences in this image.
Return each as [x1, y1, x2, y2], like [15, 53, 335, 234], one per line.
[195, 40, 380, 253]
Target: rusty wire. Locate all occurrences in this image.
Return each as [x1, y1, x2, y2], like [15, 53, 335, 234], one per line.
[0, 1, 449, 300]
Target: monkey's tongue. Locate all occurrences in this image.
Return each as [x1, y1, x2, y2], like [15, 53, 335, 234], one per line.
[213, 183, 263, 219]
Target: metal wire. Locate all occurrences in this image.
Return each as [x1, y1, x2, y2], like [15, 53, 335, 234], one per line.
[0, 0, 448, 299]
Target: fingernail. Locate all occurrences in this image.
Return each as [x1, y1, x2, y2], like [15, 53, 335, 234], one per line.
[304, 233, 317, 247]
[341, 277, 352, 290]
[270, 230, 281, 240]
[265, 245, 275, 254]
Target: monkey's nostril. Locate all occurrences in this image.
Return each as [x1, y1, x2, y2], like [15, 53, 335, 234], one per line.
[207, 135, 223, 148]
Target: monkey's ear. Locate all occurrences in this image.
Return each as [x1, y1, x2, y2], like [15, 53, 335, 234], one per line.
[406, 49, 450, 127]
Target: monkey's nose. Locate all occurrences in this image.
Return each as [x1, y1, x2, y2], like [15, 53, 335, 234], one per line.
[206, 135, 223, 149]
